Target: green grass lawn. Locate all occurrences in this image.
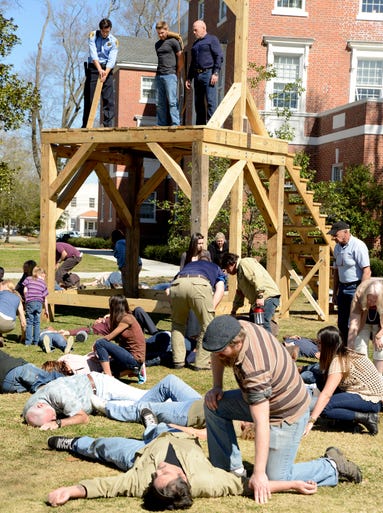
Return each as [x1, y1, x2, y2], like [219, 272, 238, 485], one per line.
[1, 295, 382, 513]
[0, 244, 115, 274]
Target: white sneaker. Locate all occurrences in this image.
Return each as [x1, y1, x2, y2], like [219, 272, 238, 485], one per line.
[90, 395, 107, 415]
[64, 336, 74, 354]
[42, 335, 51, 353]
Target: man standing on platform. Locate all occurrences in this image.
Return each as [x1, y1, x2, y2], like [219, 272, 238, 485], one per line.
[155, 21, 184, 126]
[186, 20, 223, 124]
[82, 18, 118, 128]
[328, 221, 371, 343]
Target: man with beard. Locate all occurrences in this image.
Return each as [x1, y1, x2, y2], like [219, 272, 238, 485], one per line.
[202, 316, 363, 505]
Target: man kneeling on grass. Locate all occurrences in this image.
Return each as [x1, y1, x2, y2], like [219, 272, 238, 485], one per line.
[47, 409, 360, 510]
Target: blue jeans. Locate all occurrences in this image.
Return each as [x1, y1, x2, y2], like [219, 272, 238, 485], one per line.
[193, 69, 218, 124]
[2, 363, 62, 393]
[263, 296, 280, 333]
[156, 74, 180, 126]
[94, 338, 140, 374]
[38, 332, 67, 352]
[105, 374, 201, 425]
[337, 283, 359, 342]
[323, 392, 381, 421]
[25, 300, 43, 345]
[204, 389, 338, 486]
[72, 423, 176, 471]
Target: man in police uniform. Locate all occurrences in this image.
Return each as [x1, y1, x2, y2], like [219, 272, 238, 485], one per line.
[82, 18, 118, 128]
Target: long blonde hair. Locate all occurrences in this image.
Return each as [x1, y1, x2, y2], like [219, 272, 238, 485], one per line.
[359, 279, 383, 314]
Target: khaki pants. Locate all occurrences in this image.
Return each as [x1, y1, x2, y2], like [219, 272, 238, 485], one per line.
[169, 277, 214, 368]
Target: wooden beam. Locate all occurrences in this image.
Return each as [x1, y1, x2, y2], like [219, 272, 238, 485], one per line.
[40, 144, 59, 300]
[202, 141, 287, 165]
[208, 159, 246, 227]
[207, 82, 242, 129]
[95, 162, 133, 227]
[137, 151, 183, 206]
[49, 142, 97, 200]
[246, 85, 269, 137]
[281, 256, 326, 320]
[267, 165, 285, 288]
[244, 161, 277, 230]
[232, 0, 249, 131]
[56, 160, 97, 213]
[86, 77, 103, 128]
[191, 141, 209, 236]
[147, 142, 191, 199]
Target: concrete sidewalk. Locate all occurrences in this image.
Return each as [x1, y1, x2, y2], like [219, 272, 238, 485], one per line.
[4, 258, 179, 280]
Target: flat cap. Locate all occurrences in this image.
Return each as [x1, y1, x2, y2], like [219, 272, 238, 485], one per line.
[203, 315, 242, 352]
[327, 221, 350, 236]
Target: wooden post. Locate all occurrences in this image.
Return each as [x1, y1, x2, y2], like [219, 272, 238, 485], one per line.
[317, 245, 330, 320]
[124, 155, 144, 297]
[40, 143, 59, 319]
[191, 141, 209, 237]
[267, 165, 285, 289]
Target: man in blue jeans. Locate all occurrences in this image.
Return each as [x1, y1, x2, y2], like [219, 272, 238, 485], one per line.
[47, 413, 334, 509]
[186, 20, 223, 124]
[328, 221, 371, 343]
[203, 316, 362, 504]
[155, 21, 184, 126]
[92, 374, 205, 429]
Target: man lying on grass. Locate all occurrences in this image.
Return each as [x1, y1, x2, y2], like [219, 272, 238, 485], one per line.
[47, 412, 323, 511]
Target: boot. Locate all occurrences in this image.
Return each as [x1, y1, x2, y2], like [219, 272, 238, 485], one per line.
[354, 412, 379, 435]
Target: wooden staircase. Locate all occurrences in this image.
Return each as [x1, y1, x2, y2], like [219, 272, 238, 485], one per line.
[278, 155, 334, 320]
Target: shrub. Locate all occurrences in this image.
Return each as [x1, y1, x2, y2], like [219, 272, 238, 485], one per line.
[68, 237, 112, 249]
[370, 257, 383, 277]
[143, 244, 181, 265]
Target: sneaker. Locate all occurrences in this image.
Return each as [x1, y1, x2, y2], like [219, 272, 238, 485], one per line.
[138, 363, 147, 384]
[140, 408, 158, 428]
[42, 335, 52, 353]
[324, 446, 362, 483]
[48, 436, 74, 451]
[75, 330, 88, 343]
[231, 466, 247, 478]
[90, 395, 107, 415]
[64, 336, 74, 354]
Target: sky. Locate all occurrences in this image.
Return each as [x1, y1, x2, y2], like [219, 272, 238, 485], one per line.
[5, 0, 50, 71]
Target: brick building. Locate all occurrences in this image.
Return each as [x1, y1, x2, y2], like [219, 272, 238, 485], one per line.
[186, 0, 383, 182]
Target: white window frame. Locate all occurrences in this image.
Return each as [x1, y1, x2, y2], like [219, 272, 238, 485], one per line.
[70, 197, 77, 207]
[140, 76, 156, 104]
[89, 197, 95, 208]
[140, 192, 157, 223]
[272, 0, 308, 17]
[218, 0, 227, 25]
[348, 41, 383, 102]
[263, 37, 313, 113]
[198, 0, 205, 19]
[357, 0, 383, 20]
[331, 164, 343, 182]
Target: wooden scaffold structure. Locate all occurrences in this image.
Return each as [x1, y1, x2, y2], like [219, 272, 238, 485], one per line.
[40, 0, 333, 319]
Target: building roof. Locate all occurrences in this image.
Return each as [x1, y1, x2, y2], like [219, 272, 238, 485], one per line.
[79, 210, 97, 219]
[116, 36, 157, 67]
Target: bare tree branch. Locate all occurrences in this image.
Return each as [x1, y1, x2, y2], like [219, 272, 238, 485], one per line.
[30, 0, 51, 177]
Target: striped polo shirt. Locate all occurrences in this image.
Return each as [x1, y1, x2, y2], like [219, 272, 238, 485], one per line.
[234, 320, 310, 425]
